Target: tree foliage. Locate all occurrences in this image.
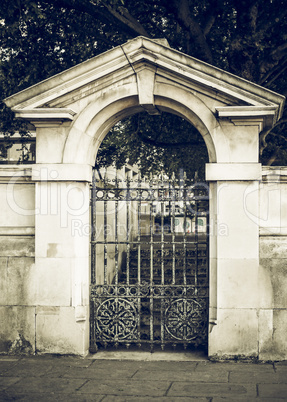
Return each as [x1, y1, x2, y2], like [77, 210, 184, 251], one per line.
[96, 112, 208, 180]
[1, 0, 287, 172]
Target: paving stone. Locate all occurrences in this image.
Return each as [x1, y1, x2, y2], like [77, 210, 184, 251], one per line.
[101, 397, 209, 401]
[0, 363, 54, 377]
[62, 367, 136, 379]
[4, 377, 87, 394]
[90, 360, 198, 372]
[196, 361, 274, 373]
[0, 376, 20, 391]
[227, 362, 275, 373]
[213, 398, 284, 402]
[78, 379, 171, 396]
[258, 383, 287, 398]
[132, 368, 228, 382]
[275, 361, 287, 366]
[168, 382, 256, 398]
[275, 365, 287, 383]
[0, 392, 105, 401]
[229, 371, 280, 384]
[21, 356, 93, 368]
[0, 362, 19, 373]
[0, 356, 286, 400]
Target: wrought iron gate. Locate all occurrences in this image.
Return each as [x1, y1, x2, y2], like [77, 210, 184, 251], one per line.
[90, 168, 209, 351]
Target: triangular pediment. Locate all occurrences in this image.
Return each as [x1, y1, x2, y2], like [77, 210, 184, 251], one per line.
[4, 36, 285, 125]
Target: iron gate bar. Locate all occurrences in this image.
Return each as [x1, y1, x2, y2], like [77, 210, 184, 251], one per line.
[149, 174, 154, 346]
[126, 175, 130, 286]
[160, 179, 165, 348]
[104, 170, 108, 285]
[137, 174, 141, 285]
[90, 169, 209, 351]
[114, 170, 119, 286]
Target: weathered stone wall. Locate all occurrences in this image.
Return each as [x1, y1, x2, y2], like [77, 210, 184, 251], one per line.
[1, 37, 285, 358]
[258, 167, 287, 360]
[0, 165, 91, 355]
[0, 166, 35, 354]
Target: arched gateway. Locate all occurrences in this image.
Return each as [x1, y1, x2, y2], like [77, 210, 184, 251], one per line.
[3, 37, 285, 358]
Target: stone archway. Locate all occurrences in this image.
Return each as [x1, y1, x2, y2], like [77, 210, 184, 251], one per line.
[3, 36, 284, 357]
[62, 85, 218, 165]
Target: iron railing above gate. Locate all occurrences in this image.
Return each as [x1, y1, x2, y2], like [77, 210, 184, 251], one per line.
[90, 169, 209, 352]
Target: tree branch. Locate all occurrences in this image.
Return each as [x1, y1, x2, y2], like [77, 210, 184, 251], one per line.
[171, 0, 213, 62]
[259, 57, 287, 86]
[203, 0, 224, 37]
[259, 118, 287, 155]
[270, 43, 287, 60]
[103, 4, 151, 37]
[47, 0, 150, 38]
[203, 14, 216, 37]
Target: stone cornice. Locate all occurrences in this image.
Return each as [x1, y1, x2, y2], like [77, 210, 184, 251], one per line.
[215, 106, 278, 130]
[4, 37, 285, 123]
[14, 108, 76, 122]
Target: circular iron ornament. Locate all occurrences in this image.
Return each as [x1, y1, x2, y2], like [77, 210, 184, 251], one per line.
[96, 298, 138, 341]
[96, 190, 104, 199]
[165, 299, 206, 341]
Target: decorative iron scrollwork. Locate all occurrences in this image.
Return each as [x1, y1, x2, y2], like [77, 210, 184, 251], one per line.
[96, 298, 139, 341]
[90, 169, 209, 350]
[165, 298, 207, 341]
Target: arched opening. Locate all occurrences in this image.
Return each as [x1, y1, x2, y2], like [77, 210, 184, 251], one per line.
[90, 110, 210, 353]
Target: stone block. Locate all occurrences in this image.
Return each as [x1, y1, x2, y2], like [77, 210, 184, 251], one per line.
[0, 183, 35, 227]
[260, 236, 287, 259]
[259, 309, 287, 361]
[206, 163, 261, 181]
[217, 259, 259, 309]
[32, 163, 92, 182]
[36, 306, 89, 355]
[35, 181, 90, 259]
[0, 306, 35, 354]
[6, 257, 36, 306]
[34, 257, 72, 306]
[259, 258, 287, 308]
[220, 124, 259, 163]
[36, 126, 69, 164]
[0, 257, 36, 306]
[217, 181, 259, 260]
[209, 308, 258, 358]
[0, 258, 7, 305]
[0, 236, 34, 257]
[71, 256, 90, 307]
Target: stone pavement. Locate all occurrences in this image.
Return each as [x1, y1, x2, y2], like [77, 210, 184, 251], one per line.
[0, 352, 287, 401]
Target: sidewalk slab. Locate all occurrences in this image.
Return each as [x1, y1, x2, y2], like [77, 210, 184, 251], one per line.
[4, 377, 87, 394]
[0, 355, 287, 401]
[78, 379, 171, 397]
[258, 383, 287, 398]
[0, 393, 104, 402]
[132, 368, 228, 382]
[90, 350, 207, 361]
[101, 397, 209, 401]
[168, 382, 257, 398]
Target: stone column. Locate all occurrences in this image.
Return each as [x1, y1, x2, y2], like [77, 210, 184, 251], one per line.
[206, 108, 268, 358]
[207, 163, 262, 357]
[31, 163, 92, 355]
[20, 114, 92, 355]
